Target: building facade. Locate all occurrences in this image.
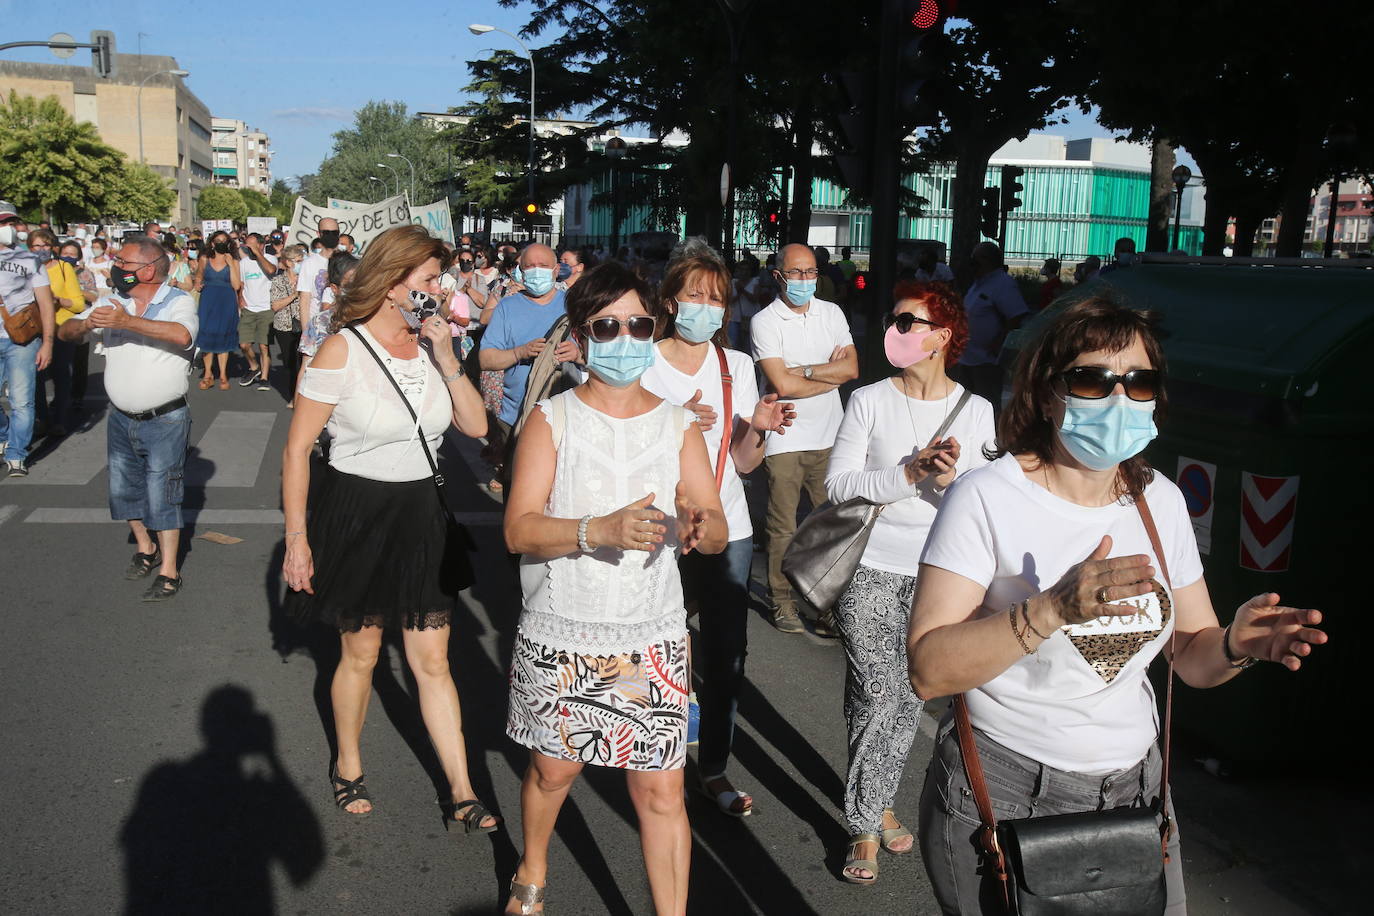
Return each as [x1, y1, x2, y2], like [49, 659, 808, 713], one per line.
[209, 118, 273, 193]
[0, 53, 213, 227]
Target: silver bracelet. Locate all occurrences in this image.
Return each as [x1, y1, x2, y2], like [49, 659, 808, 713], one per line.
[440, 367, 464, 383]
[577, 514, 594, 552]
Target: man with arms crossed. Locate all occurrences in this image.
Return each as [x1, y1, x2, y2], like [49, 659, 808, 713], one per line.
[60, 237, 198, 601]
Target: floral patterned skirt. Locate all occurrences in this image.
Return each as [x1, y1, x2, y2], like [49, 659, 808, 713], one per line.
[506, 630, 691, 771]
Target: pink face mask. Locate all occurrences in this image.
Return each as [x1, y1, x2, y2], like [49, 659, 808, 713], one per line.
[884, 324, 938, 369]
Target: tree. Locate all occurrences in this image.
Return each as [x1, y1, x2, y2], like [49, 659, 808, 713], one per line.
[197, 185, 249, 222]
[239, 188, 272, 218]
[309, 101, 451, 205]
[0, 90, 127, 223]
[267, 180, 298, 227]
[105, 162, 177, 223]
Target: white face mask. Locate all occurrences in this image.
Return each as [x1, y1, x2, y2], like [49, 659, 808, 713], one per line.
[0, 226, 14, 247]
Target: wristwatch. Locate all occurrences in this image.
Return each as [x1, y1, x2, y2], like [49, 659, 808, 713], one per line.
[802, 365, 814, 380]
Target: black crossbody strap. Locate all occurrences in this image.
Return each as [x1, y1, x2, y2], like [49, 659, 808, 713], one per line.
[931, 386, 973, 442]
[346, 326, 454, 517]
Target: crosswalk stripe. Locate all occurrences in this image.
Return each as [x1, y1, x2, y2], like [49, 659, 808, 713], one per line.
[22, 507, 505, 526]
[0, 505, 19, 527]
[5, 415, 110, 485]
[186, 410, 277, 488]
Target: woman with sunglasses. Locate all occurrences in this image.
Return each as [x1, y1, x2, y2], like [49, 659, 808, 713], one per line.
[825, 281, 995, 884]
[909, 298, 1327, 914]
[640, 238, 795, 820]
[503, 262, 727, 916]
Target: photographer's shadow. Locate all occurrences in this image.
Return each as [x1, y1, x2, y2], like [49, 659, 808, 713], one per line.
[120, 685, 324, 915]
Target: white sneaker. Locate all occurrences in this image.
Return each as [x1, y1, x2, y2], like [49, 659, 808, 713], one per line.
[6, 459, 28, 477]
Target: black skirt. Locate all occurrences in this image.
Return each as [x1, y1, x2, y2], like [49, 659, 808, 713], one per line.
[287, 469, 473, 632]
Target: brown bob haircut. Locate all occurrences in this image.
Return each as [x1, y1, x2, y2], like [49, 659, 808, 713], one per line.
[653, 240, 733, 346]
[994, 296, 1167, 501]
[565, 261, 655, 338]
[331, 225, 449, 329]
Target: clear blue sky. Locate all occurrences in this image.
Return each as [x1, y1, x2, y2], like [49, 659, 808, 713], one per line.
[3, 1, 1188, 185]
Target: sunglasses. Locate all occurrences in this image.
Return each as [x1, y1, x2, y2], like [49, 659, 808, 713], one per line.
[1055, 366, 1161, 402]
[882, 312, 943, 334]
[583, 315, 655, 343]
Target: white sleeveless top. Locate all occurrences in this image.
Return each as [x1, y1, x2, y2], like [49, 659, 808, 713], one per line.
[517, 390, 694, 655]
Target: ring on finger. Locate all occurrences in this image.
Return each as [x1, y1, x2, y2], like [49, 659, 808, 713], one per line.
[1095, 586, 1111, 604]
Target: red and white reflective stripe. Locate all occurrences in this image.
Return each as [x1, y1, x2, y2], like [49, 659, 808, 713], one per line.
[1239, 473, 1299, 572]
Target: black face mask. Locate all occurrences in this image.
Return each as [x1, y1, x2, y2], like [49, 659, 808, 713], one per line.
[459, 260, 473, 271]
[265, 244, 278, 256]
[319, 229, 341, 248]
[214, 241, 230, 254]
[111, 266, 140, 296]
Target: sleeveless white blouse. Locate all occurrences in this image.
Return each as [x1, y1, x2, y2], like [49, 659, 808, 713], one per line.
[517, 390, 694, 655]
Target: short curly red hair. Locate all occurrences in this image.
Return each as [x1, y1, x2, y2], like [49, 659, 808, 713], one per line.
[892, 280, 969, 365]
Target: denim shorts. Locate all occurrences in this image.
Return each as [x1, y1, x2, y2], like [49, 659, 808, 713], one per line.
[917, 712, 1185, 915]
[107, 405, 191, 531]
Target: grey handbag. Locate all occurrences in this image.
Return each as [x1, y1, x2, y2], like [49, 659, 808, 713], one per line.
[782, 387, 973, 610]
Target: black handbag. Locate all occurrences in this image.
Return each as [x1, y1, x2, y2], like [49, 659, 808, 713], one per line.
[781, 387, 972, 610]
[953, 497, 1176, 915]
[348, 326, 475, 592]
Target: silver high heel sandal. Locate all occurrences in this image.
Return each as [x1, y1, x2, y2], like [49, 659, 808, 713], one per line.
[508, 879, 545, 914]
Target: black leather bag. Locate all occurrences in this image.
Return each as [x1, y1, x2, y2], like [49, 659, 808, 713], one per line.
[953, 497, 1176, 916]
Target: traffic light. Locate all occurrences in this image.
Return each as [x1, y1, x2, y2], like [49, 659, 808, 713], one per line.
[979, 187, 1000, 240]
[524, 202, 538, 216]
[761, 199, 783, 238]
[897, 0, 948, 134]
[90, 30, 115, 79]
[852, 271, 868, 292]
[1000, 165, 1025, 214]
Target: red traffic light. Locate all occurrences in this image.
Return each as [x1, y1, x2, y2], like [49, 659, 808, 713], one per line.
[853, 272, 868, 292]
[910, 0, 941, 30]
[767, 212, 779, 224]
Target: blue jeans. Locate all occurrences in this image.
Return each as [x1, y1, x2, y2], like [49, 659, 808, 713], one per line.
[683, 536, 754, 776]
[0, 336, 39, 462]
[107, 405, 191, 531]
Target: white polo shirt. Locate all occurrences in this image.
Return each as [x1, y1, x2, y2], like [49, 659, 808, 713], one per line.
[76, 284, 198, 413]
[750, 296, 853, 457]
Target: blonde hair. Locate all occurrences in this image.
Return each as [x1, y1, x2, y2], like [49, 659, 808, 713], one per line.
[330, 225, 448, 331]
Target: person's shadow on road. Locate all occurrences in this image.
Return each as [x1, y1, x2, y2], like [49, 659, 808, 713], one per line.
[119, 684, 324, 915]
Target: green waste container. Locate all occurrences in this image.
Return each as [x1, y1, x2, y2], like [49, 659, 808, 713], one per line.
[1004, 263, 1373, 768]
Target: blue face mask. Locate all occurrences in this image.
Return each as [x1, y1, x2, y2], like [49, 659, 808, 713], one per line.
[783, 277, 816, 305]
[674, 300, 725, 344]
[523, 266, 555, 296]
[557, 262, 572, 281]
[1057, 394, 1158, 471]
[585, 333, 656, 387]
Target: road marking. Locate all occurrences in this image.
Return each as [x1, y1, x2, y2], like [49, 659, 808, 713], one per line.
[186, 410, 277, 487]
[6, 415, 110, 485]
[0, 505, 19, 527]
[23, 507, 505, 526]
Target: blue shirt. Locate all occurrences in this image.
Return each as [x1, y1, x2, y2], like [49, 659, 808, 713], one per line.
[479, 289, 567, 425]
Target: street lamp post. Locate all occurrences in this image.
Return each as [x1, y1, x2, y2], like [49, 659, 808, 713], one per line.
[606, 137, 627, 257]
[469, 23, 537, 213]
[368, 176, 384, 203]
[376, 161, 400, 197]
[137, 68, 190, 164]
[716, 0, 754, 264]
[387, 152, 416, 203]
[1171, 165, 1192, 252]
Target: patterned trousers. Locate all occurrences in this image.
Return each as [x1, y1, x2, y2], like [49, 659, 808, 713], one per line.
[834, 564, 925, 836]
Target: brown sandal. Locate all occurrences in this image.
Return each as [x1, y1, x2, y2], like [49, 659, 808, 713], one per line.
[198, 378, 213, 390]
[218, 379, 229, 390]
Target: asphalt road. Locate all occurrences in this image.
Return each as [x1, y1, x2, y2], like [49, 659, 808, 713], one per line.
[0, 359, 1358, 915]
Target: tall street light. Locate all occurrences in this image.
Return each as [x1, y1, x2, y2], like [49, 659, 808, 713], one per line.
[138, 68, 190, 164]
[469, 23, 537, 214]
[1170, 165, 1191, 252]
[388, 151, 416, 203]
[376, 161, 400, 197]
[368, 176, 385, 203]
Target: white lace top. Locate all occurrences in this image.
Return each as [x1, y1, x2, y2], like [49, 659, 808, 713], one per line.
[517, 390, 694, 655]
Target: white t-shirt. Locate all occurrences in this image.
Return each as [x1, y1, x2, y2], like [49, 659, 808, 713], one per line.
[239, 256, 273, 312]
[920, 454, 1205, 774]
[297, 326, 451, 482]
[0, 247, 51, 341]
[75, 285, 199, 412]
[295, 251, 331, 330]
[825, 379, 995, 576]
[750, 296, 853, 457]
[640, 341, 760, 542]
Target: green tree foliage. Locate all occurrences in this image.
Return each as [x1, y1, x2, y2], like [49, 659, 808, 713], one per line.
[0, 91, 127, 223]
[238, 188, 272, 218]
[309, 101, 451, 205]
[197, 185, 249, 222]
[268, 180, 298, 227]
[105, 162, 177, 223]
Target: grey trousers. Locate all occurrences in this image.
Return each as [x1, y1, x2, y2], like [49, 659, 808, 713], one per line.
[835, 565, 924, 835]
[918, 714, 1186, 915]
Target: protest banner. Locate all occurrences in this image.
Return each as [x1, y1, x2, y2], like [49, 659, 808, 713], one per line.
[201, 218, 233, 235]
[286, 195, 411, 257]
[328, 198, 371, 211]
[246, 217, 278, 235]
[410, 200, 456, 245]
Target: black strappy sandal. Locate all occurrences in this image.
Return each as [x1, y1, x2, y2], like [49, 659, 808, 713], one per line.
[444, 798, 500, 835]
[141, 575, 183, 602]
[125, 549, 161, 580]
[331, 766, 372, 815]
